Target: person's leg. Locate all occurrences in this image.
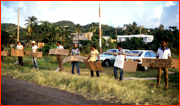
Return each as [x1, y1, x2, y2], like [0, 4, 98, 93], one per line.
[91, 70, 94, 77]
[76, 62, 80, 75]
[57, 56, 60, 68]
[156, 68, 162, 88]
[164, 68, 168, 90]
[113, 67, 118, 79]
[119, 68, 123, 80]
[34, 58, 39, 69]
[72, 62, 75, 74]
[59, 55, 63, 71]
[32, 58, 35, 69]
[18, 57, 20, 65]
[96, 71, 99, 77]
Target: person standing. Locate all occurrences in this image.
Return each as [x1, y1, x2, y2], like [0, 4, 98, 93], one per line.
[156, 40, 171, 90]
[56, 41, 64, 71]
[16, 42, 23, 66]
[85, 45, 101, 77]
[113, 43, 126, 81]
[71, 43, 80, 75]
[31, 41, 39, 70]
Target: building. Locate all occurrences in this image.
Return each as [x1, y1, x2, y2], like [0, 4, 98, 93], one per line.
[117, 34, 154, 43]
[110, 39, 117, 42]
[102, 36, 110, 41]
[71, 32, 93, 46]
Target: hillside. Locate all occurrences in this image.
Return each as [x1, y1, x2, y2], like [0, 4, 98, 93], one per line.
[1, 23, 26, 32]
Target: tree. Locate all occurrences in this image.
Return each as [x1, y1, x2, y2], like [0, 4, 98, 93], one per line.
[133, 22, 137, 27]
[74, 23, 82, 33]
[159, 24, 164, 30]
[24, 16, 38, 35]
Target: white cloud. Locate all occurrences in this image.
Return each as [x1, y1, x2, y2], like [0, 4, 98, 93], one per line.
[19, 2, 27, 12]
[135, 1, 144, 10]
[165, 1, 175, 7]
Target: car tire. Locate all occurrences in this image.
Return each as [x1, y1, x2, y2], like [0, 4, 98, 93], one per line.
[102, 60, 111, 67]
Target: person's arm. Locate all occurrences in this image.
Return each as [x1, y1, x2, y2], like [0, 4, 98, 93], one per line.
[21, 46, 24, 50]
[85, 56, 90, 61]
[156, 49, 159, 59]
[97, 54, 101, 63]
[168, 49, 171, 59]
[77, 49, 80, 56]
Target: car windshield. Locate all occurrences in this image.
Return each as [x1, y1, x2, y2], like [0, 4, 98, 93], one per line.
[107, 50, 117, 52]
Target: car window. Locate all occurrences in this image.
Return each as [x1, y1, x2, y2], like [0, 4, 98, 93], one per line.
[149, 52, 156, 57]
[128, 51, 142, 54]
[144, 52, 151, 57]
[107, 50, 116, 52]
[125, 51, 129, 53]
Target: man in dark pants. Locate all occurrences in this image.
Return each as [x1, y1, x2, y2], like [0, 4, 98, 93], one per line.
[16, 42, 23, 66]
[85, 45, 101, 77]
[113, 43, 126, 81]
[156, 40, 171, 90]
[56, 41, 64, 71]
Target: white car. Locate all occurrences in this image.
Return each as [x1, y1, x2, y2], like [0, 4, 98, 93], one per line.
[125, 50, 157, 71]
[97, 49, 130, 67]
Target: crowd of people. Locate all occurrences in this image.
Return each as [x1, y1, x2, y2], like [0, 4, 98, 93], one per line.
[2, 39, 171, 90]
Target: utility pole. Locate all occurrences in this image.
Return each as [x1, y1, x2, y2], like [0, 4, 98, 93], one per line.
[140, 25, 141, 39]
[17, 7, 20, 42]
[99, 2, 102, 54]
[115, 28, 117, 39]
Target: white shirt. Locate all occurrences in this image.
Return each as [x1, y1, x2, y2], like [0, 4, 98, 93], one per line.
[16, 45, 23, 50]
[157, 47, 171, 59]
[90, 49, 99, 62]
[32, 45, 38, 52]
[57, 45, 64, 49]
[71, 48, 80, 55]
[117, 49, 125, 55]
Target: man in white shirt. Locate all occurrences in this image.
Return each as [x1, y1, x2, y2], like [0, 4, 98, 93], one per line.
[71, 43, 80, 75]
[31, 41, 39, 70]
[56, 41, 64, 71]
[16, 42, 24, 66]
[113, 43, 126, 81]
[156, 40, 171, 90]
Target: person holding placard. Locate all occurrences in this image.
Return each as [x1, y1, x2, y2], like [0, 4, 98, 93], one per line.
[71, 43, 80, 75]
[156, 40, 171, 90]
[113, 43, 126, 81]
[56, 41, 64, 71]
[16, 42, 24, 66]
[85, 45, 101, 77]
[31, 41, 39, 70]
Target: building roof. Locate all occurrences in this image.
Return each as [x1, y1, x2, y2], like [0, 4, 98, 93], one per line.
[117, 34, 153, 38]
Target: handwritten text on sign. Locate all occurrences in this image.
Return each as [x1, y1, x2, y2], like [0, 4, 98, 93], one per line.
[142, 58, 173, 68]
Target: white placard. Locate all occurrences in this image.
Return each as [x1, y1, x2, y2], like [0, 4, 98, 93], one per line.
[114, 55, 125, 69]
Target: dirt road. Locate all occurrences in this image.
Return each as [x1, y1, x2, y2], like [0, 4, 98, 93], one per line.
[1, 75, 127, 105]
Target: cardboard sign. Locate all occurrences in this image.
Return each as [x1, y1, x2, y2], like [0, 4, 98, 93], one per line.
[126, 53, 140, 56]
[11, 49, 24, 57]
[1, 51, 7, 56]
[38, 43, 44, 48]
[85, 61, 103, 71]
[62, 56, 87, 64]
[29, 52, 43, 57]
[114, 55, 125, 68]
[123, 61, 138, 72]
[104, 51, 117, 55]
[49, 49, 69, 56]
[142, 58, 179, 68]
[24, 50, 30, 56]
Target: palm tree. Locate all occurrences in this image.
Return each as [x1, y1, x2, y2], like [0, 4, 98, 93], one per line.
[89, 23, 98, 33]
[24, 16, 38, 35]
[159, 24, 164, 30]
[74, 23, 81, 33]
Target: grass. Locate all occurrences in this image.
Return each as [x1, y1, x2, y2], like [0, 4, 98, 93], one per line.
[1, 55, 179, 105]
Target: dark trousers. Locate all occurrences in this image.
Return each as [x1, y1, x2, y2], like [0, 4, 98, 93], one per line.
[157, 68, 168, 89]
[18, 57, 23, 66]
[72, 62, 80, 75]
[113, 67, 123, 80]
[91, 70, 99, 77]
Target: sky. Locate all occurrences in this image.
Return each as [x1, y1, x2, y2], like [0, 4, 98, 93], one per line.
[1, 1, 179, 29]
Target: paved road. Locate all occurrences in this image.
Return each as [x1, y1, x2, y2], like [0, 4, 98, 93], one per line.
[1, 75, 127, 105]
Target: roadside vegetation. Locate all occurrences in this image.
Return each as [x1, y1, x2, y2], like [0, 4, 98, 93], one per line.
[1, 55, 179, 105]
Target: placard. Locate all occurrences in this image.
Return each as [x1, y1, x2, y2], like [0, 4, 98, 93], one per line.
[38, 43, 44, 48]
[85, 61, 103, 71]
[62, 56, 87, 64]
[49, 49, 69, 56]
[24, 50, 30, 56]
[11, 49, 24, 57]
[1, 51, 7, 56]
[142, 58, 179, 68]
[114, 55, 125, 68]
[123, 61, 138, 72]
[29, 52, 43, 57]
